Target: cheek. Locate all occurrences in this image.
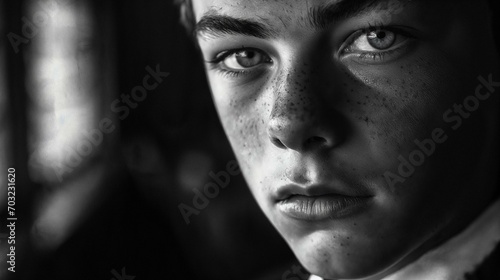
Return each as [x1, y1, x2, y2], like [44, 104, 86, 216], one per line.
[328, 48, 476, 203]
[343, 50, 466, 168]
[208, 73, 270, 175]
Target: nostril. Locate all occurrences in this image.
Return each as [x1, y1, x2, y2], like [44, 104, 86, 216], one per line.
[271, 137, 287, 149]
[305, 136, 327, 146]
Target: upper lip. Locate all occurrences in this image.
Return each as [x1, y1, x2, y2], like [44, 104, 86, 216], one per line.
[274, 183, 372, 202]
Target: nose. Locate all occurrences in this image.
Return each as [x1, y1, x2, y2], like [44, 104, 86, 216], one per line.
[267, 64, 344, 152]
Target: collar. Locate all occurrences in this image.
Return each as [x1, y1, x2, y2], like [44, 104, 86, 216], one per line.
[310, 199, 500, 280]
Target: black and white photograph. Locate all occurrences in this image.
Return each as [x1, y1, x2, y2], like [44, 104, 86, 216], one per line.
[1, 0, 499, 279]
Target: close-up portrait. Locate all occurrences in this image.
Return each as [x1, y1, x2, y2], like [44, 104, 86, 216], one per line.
[1, 0, 499, 279]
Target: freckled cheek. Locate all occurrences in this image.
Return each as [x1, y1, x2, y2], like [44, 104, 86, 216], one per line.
[372, 98, 435, 167]
[342, 64, 448, 167]
[219, 106, 275, 201]
[230, 114, 267, 158]
[211, 87, 269, 166]
[355, 53, 469, 141]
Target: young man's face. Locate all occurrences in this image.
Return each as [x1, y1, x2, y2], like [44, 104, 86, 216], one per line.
[192, 0, 499, 278]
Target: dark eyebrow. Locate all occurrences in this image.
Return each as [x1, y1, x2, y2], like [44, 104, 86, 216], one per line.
[196, 13, 274, 40]
[308, 0, 382, 29]
[196, 0, 406, 39]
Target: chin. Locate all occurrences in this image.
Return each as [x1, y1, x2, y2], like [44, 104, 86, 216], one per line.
[285, 230, 406, 280]
[297, 250, 393, 280]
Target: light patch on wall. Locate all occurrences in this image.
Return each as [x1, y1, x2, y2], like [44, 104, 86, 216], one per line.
[25, 0, 99, 183]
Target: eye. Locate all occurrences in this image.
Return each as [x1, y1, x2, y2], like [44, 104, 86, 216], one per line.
[224, 49, 265, 69]
[207, 47, 273, 79]
[215, 48, 271, 71]
[365, 29, 396, 50]
[340, 27, 415, 63]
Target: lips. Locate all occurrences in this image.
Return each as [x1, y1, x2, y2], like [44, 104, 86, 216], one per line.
[275, 184, 373, 221]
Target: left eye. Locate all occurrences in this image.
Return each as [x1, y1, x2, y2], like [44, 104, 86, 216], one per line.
[221, 49, 270, 70]
[340, 27, 414, 62]
[365, 29, 396, 50]
[352, 29, 398, 52]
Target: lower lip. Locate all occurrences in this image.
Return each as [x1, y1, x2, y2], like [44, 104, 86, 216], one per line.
[277, 195, 371, 221]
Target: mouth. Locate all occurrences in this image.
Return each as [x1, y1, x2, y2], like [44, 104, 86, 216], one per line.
[275, 184, 373, 221]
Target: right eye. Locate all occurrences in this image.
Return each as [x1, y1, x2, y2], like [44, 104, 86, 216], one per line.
[208, 48, 273, 77]
[221, 49, 271, 70]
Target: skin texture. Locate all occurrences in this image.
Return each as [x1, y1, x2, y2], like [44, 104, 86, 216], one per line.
[192, 0, 499, 278]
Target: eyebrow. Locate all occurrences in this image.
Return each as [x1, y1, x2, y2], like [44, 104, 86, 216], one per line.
[195, 12, 275, 39]
[195, 0, 398, 39]
[310, 0, 382, 29]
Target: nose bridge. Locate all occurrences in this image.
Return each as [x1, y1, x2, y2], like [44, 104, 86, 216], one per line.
[270, 63, 316, 123]
[267, 56, 338, 151]
[269, 32, 335, 124]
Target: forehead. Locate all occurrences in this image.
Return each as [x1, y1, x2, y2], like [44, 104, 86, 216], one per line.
[191, 0, 410, 39]
[192, 0, 338, 22]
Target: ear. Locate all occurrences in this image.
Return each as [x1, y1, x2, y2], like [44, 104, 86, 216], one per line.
[175, 0, 196, 37]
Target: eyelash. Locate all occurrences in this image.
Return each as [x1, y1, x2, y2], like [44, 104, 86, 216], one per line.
[356, 47, 402, 62]
[206, 48, 261, 78]
[211, 67, 249, 78]
[209, 66, 248, 78]
[341, 25, 415, 61]
[208, 25, 414, 77]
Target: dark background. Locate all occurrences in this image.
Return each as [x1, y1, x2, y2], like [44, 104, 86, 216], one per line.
[1, 0, 499, 279]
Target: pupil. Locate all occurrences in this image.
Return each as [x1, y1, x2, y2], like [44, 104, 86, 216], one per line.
[244, 51, 255, 59]
[367, 30, 395, 50]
